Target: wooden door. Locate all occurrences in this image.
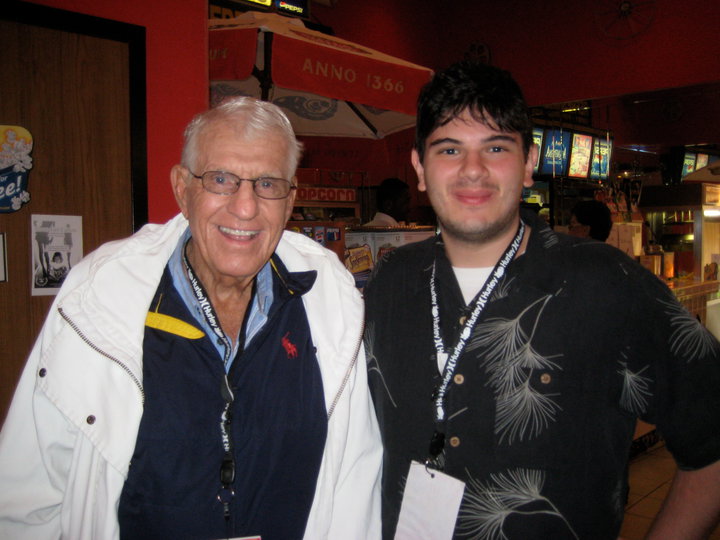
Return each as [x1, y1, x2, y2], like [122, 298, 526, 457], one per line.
[0, 3, 147, 420]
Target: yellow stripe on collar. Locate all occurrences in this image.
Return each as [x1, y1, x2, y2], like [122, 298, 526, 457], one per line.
[270, 258, 295, 294]
[145, 311, 205, 339]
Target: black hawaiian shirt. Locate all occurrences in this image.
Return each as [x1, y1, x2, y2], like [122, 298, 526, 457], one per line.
[364, 209, 720, 539]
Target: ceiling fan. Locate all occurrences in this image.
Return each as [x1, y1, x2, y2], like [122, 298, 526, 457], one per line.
[594, 0, 657, 40]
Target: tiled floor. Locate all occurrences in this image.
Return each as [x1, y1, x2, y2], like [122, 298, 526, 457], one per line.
[621, 442, 720, 539]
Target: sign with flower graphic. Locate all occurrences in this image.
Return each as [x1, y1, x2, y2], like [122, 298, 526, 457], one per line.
[0, 125, 33, 213]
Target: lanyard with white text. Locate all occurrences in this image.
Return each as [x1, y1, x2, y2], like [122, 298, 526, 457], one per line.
[183, 247, 236, 525]
[183, 247, 232, 368]
[426, 222, 525, 469]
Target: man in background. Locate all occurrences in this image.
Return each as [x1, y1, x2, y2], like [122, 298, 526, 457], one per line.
[365, 60, 720, 539]
[0, 97, 381, 540]
[364, 177, 411, 227]
[569, 198, 613, 241]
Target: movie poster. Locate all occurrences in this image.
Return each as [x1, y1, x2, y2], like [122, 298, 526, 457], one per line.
[590, 138, 612, 180]
[540, 129, 571, 176]
[568, 133, 593, 178]
[681, 153, 697, 177]
[532, 127, 544, 173]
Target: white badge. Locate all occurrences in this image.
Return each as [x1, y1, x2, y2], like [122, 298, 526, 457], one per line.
[436, 351, 448, 373]
[394, 461, 465, 540]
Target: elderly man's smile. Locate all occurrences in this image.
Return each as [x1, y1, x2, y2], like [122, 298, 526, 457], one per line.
[218, 225, 259, 239]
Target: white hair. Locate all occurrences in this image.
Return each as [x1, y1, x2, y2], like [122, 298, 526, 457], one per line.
[181, 96, 303, 177]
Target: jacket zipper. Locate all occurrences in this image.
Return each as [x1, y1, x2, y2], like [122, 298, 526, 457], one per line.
[327, 321, 364, 420]
[59, 307, 145, 403]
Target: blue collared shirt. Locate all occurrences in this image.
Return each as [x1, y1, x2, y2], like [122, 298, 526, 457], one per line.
[168, 227, 273, 371]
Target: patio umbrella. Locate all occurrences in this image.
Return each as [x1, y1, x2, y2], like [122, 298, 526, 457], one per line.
[684, 162, 720, 183]
[209, 12, 433, 139]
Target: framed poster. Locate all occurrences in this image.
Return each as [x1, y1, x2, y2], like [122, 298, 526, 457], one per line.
[540, 129, 571, 177]
[31, 214, 82, 296]
[590, 137, 613, 180]
[568, 133, 593, 178]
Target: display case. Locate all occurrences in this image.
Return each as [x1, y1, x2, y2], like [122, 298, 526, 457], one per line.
[286, 169, 364, 260]
[344, 226, 435, 288]
[640, 183, 720, 280]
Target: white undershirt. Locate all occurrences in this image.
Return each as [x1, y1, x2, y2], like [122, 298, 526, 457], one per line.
[452, 266, 494, 305]
[435, 266, 493, 373]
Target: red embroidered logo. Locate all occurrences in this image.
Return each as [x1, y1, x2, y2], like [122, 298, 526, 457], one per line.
[282, 332, 298, 359]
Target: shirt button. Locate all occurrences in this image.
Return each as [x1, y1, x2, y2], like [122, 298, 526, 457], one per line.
[86, 415, 96, 425]
[449, 436, 461, 448]
[540, 373, 552, 384]
[453, 373, 465, 385]
[38, 368, 47, 377]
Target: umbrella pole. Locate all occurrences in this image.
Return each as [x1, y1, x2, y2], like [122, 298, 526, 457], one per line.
[255, 31, 273, 102]
[346, 101, 379, 138]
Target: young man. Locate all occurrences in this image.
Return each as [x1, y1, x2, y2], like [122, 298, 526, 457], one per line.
[364, 61, 720, 539]
[0, 97, 381, 540]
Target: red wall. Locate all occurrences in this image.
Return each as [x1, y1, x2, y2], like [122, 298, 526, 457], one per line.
[312, 0, 720, 106]
[28, 0, 720, 218]
[307, 0, 720, 189]
[30, 0, 209, 223]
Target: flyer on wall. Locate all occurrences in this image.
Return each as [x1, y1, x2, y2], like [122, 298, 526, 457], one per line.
[31, 214, 82, 296]
[0, 232, 7, 283]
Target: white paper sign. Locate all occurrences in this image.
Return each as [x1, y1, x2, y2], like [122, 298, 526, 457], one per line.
[395, 461, 465, 540]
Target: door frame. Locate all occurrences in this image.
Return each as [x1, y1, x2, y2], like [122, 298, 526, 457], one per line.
[4, 0, 148, 229]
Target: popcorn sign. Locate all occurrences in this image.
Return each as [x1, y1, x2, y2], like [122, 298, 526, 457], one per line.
[0, 125, 33, 213]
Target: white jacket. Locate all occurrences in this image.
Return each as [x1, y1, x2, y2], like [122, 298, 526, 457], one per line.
[0, 214, 381, 540]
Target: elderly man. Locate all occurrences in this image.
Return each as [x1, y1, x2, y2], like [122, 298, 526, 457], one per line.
[0, 97, 381, 540]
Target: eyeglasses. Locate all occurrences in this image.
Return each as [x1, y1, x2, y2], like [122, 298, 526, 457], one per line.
[189, 170, 296, 200]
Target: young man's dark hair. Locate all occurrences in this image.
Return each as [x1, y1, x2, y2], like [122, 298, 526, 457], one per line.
[414, 61, 534, 162]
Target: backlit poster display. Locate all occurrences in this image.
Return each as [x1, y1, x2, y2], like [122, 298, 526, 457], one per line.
[532, 127, 544, 173]
[276, 0, 308, 17]
[568, 133, 593, 178]
[681, 152, 697, 177]
[696, 153, 709, 170]
[209, 0, 309, 18]
[540, 129, 571, 176]
[590, 138, 612, 180]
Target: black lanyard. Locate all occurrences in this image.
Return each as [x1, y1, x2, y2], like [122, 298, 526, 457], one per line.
[426, 222, 525, 469]
[183, 247, 236, 524]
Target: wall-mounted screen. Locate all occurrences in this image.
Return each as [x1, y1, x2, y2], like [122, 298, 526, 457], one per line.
[681, 152, 697, 177]
[568, 133, 593, 178]
[532, 127, 544, 174]
[590, 137, 612, 180]
[540, 129, 571, 176]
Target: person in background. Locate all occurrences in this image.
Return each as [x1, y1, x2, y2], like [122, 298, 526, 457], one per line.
[569, 198, 613, 241]
[363, 177, 411, 227]
[0, 97, 381, 540]
[364, 60, 720, 539]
